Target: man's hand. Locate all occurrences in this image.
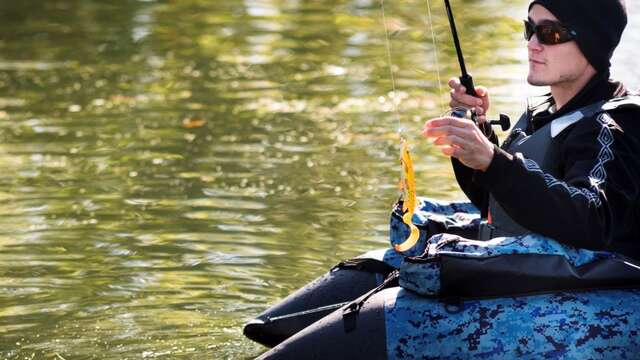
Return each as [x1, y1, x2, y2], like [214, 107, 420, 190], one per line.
[422, 116, 495, 171]
[449, 77, 490, 124]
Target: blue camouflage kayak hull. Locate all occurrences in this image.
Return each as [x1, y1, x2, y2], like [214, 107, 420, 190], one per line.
[387, 287, 640, 359]
[251, 198, 640, 358]
[258, 286, 640, 359]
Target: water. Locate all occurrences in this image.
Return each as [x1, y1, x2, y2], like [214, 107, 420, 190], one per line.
[0, 0, 638, 358]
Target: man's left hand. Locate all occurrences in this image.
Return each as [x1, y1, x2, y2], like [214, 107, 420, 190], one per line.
[422, 116, 495, 171]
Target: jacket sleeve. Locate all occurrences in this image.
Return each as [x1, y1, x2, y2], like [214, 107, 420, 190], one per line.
[475, 112, 638, 250]
[452, 158, 489, 217]
[452, 122, 499, 217]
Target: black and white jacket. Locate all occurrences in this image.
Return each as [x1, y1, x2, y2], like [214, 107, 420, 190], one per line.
[453, 73, 640, 260]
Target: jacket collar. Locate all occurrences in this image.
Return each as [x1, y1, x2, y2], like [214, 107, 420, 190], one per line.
[529, 73, 624, 132]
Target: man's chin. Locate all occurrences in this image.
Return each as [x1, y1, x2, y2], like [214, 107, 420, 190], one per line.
[527, 75, 548, 86]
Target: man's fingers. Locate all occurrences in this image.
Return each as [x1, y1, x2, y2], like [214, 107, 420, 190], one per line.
[441, 146, 462, 158]
[424, 117, 473, 130]
[476, 86, 490, 114]
[451, 90, 483, 108]
[423, 125, 461, 137]
[449, 98, 467, 109]
[448, 77, 462, 90]
[423, 125, 474, 143]
[449, 80, 490, 118]
[433, 135, 466, 149]
[475, 86, 488, 97]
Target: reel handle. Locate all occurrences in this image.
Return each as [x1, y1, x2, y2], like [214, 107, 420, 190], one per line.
[449, 109, 511, 132]
[488, 113, 511, 131]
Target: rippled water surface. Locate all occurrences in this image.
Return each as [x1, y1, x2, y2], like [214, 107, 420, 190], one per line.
[0, 0, 638, 358]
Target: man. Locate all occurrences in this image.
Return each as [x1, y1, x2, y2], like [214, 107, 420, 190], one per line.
[423, 0, 640, 259]
[249, 1, 640, 356]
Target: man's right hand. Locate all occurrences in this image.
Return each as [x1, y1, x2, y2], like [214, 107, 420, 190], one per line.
[448, 77, 490, 124]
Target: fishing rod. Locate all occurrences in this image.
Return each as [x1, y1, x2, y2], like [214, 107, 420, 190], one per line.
[443, 0, 510, 131]
[444, 0, 475, 97]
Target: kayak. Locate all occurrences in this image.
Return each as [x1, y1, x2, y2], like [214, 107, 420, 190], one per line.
[256, 284, 640, 359]
[245, 198, 640, 359]
[247, 247, 640, 359]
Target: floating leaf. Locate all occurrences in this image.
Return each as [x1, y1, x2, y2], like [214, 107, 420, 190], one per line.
[182, 118, 207, 128]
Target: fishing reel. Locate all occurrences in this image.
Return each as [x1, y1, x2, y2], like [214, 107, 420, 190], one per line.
[449, 107, 511, 131]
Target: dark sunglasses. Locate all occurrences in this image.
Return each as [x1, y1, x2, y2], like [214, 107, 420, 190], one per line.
[524, 19, 577, 45]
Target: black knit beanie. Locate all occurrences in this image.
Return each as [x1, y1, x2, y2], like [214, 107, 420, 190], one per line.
[529, 0, 627, 74]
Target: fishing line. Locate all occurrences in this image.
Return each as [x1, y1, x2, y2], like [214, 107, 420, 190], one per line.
[379, 0, 421, 253]
[424, 0, 445, 114]
[379, 0, 403, 136]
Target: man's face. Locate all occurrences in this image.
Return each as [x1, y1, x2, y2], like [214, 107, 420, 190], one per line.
[527, 5, 594, 87]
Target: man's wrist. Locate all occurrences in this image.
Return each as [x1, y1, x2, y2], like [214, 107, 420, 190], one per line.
[478, 143, 496, 172]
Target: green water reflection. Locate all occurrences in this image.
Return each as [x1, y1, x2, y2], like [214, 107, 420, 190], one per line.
[1, 0, 637, 358]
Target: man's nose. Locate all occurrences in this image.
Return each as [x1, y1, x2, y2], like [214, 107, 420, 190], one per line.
[527, 34, 543, 51]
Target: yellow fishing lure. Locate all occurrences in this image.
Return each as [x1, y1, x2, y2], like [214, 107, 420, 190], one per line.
[394, 139, 420, 252]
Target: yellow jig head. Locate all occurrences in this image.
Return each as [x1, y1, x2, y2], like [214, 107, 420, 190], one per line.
[394, 139, 420, 252]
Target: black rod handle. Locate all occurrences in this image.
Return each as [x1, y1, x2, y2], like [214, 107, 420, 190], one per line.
[459, 73, 477, 97]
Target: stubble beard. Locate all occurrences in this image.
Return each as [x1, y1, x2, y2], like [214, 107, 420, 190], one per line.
[527, 76, 548, 86]
[527, 72, 549, 87]
[527, 62, 550, 86]
[527, 71, 578, 87]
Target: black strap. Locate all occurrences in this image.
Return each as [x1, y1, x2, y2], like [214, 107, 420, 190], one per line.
[265, 301, 352, 324]
[342, 271, 399, 333]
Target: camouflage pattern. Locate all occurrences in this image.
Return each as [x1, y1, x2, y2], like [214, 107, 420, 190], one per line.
[390, 197, 480, 257]
[421, 233, 614, 265]
[398, 259, 441, 296]
[399, 233, 615, 296]
[362, 198, 639, 359]
[384, 286, 640, 359]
